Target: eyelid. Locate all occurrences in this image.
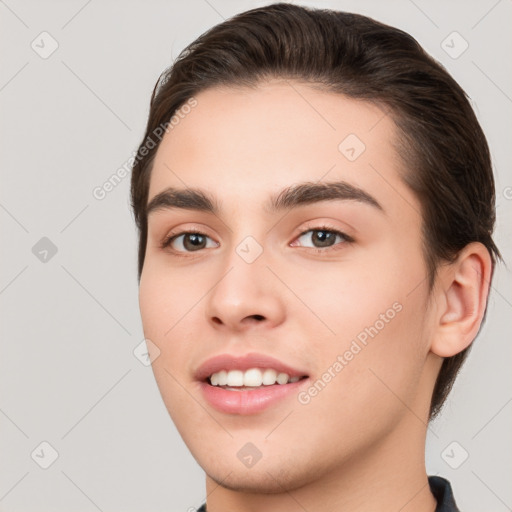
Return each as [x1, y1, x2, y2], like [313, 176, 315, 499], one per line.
[293, 221, 354, 242]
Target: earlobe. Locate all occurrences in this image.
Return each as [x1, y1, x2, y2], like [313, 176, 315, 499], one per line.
[430, 243, 493, 358]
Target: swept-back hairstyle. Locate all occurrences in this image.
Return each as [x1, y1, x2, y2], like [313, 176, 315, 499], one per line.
[131, 3, 500, 419]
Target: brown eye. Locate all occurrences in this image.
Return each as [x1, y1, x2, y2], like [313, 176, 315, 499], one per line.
[295, 228, 350, 249]
[184, 233, 207, 251]
[164, 232, 218, 253]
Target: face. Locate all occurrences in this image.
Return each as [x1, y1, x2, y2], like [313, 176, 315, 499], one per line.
[139, 81, 441, 493]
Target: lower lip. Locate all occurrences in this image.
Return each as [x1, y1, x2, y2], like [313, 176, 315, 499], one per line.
[199, 379, 308, 415]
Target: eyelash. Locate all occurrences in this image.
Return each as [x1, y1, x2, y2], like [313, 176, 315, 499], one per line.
[160, 224, 354, 257]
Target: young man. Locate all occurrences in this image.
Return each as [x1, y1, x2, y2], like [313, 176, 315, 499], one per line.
[130, 4, 499, 511]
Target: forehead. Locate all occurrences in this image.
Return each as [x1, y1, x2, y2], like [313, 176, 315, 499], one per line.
[148, 80, 415, 219]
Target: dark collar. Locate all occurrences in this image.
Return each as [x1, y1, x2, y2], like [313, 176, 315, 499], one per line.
[196, 475, 460, 511]
[429, 475, 461, 511]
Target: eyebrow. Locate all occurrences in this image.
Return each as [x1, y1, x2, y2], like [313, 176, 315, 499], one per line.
[146, 180, 384, 217]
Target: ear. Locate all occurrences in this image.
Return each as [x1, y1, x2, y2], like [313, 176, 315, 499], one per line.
[430, 243, 493, 358]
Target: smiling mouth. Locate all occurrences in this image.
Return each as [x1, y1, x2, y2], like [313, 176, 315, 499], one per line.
[198, 355, 310, 414]
[206, 368, 309, 390]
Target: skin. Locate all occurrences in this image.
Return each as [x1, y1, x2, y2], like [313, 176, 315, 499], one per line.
[138, 80, 491, 512]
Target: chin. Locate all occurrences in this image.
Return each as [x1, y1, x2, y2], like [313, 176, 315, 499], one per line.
[205, 462, 311, 494]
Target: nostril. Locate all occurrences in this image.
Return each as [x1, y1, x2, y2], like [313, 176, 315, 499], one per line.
[252, 314, 265, 321]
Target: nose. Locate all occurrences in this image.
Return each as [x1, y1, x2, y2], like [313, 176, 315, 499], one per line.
[204, 251, 286, 333]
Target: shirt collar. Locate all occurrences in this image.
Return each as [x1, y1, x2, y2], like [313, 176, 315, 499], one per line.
[428, 475, 461, 511]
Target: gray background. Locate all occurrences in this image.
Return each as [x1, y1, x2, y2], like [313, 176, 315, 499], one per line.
[0, 0, 510, 511]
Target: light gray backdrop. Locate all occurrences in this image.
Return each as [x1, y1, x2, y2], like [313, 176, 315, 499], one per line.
[1, 1, 511, 511]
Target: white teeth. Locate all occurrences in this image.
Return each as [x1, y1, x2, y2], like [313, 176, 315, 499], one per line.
[243, 368, 263, 387]
[226, 370, 244, 387]
[276, 372, 289, 385]
[209, 368, 302, 387]
[217, 370, 227, 386]
[262, 368, 277, 385]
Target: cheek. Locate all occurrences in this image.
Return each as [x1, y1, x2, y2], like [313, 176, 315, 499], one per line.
[139, 266, 204, 426]
[283, 254, 418, 345]
[289, 245, 430, 393]
[291, 278, 430, 458]
[138, 263, 195, 370]
[139, 256, 204, 333]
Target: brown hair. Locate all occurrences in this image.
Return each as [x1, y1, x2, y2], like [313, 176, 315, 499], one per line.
[130, 3, 500, 419]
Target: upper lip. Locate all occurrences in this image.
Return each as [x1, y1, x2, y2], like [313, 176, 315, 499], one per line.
[195, 352, 309, 382]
